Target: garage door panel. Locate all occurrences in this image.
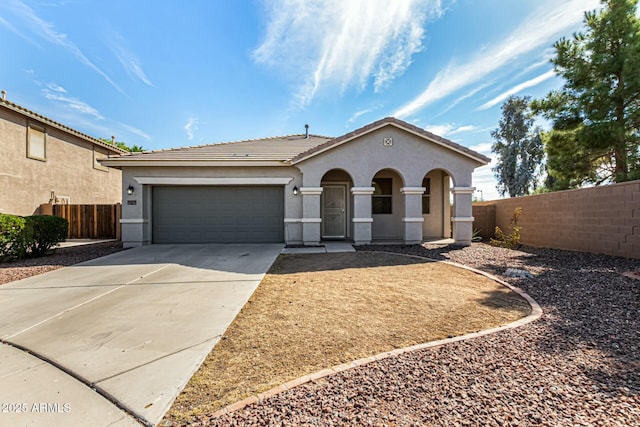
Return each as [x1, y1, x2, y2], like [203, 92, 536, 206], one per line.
[152, 186, 284, 243]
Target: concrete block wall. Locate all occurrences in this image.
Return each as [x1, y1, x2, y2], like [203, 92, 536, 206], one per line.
[473, 180, 640, 259]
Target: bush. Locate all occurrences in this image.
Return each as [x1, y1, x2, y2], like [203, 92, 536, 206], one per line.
[490, 207, 522, 249]
[20, 215, 69, 258]
[0, 214, 26, 260]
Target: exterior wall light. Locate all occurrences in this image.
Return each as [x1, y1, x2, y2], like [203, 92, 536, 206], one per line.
[127, 185, 135, 195]
[293, 186, 299, 196]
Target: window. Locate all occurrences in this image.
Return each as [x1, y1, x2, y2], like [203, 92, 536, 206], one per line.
[422, 177, 431, 214]
[372, 178, 392, 214]
[93, 147, 109, 172]
[27, 124, 46, 161]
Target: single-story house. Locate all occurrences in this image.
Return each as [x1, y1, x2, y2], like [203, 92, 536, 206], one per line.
[0, 93, 126, 216]
[102, 117, 490, 248]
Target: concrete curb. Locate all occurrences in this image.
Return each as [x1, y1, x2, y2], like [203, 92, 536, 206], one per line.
[0, 339, 151, 427]
[210, 251, 543, 419]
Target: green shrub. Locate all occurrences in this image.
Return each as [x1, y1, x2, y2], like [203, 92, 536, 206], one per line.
[20, 215, 69, 258]
[0, 214, 26, 259]
[490, 207, 522, 249]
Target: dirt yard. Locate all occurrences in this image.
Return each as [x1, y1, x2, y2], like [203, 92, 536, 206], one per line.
[166, 251, 531, 423]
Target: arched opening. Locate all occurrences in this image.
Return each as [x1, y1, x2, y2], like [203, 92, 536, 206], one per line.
[422, 169, 454, 240]
[371, 168, 405, 242]
[320, 169, 354, 240]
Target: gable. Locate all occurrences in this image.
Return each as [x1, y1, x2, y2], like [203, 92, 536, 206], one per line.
[291, 117, 490, 166]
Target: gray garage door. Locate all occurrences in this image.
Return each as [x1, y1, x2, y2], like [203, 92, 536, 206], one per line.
[152, 186, 284, 243]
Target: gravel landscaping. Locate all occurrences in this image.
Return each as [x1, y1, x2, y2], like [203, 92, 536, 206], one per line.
[189, 242, 640, 427]
[0, 241, 124, 285]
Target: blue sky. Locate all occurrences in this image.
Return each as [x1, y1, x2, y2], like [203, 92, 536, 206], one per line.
[0, 0, 601, 200]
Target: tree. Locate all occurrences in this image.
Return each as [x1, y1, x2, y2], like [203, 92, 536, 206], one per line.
[491, 95, 544, 197]
[99, 138, 144, 152]
[532, 0, 640, 189]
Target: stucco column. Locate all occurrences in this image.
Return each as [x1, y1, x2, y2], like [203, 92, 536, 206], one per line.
[120, 180, 150, 248]
[301, 187, 322, 245]
[451, 186, 475, 246]
[351, 187, 374, 245]
[401, 187, 425, 244]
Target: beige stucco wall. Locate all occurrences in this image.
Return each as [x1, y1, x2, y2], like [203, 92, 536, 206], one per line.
[0, 107, 122, 216]
[296, 126, 480, 187]
[473, 180, 640, 259]
[422, 169, 451, 238]
[116, 123, 484, 246]
[371, 169, 404, 240]
[297, 126, 480, 241]
[320, 169, 354, 239]
[120, 165, 302, 247]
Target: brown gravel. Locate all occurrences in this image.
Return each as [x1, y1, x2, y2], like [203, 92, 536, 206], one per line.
[185, 242, 640, 427]
[0, 241, 124, 285]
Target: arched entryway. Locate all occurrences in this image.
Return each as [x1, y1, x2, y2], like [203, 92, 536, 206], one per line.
[371, 168, 405, 242]
[320, 169, 354, 240]
[422, 169, 453, 240]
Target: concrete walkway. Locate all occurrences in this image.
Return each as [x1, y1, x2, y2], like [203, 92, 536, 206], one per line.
[281, 242, 356, 254]
[56, 239, 118, 248]
[0, 243, 282, 426]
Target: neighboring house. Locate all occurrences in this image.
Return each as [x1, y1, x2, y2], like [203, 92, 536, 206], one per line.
[0, 95, 126, 216]
[102, 117, 490, 248]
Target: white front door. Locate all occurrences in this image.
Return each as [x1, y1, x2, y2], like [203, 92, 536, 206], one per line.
[322, 185, 346, 238]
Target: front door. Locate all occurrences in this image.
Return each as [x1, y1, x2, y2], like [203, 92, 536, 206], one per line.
[322, 185, 346, 238]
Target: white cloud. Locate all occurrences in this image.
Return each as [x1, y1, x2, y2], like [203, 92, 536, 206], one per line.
[0, 13, 40, 46]
[440, 84, 491, 115]
[473, 163, 502, 201]
[120, 123, 151, 141]
[46, 82, 67, 93]
[477, 70, 556, 110]
[254, 0, 443, 106]
[40, 83, 150, 142]
[184, 118, 199, 140]
[42, 87, 104, 120]
[424, 124, 453, 136]
[469, 142, 492, 154]
[393, 0, 600, 118]
[5, 0, 124, 94]
[424, 123, 476, 138]
[346, 106, 380, 125]
[449, 125, 477, 135]
[108, 32, 154, 87]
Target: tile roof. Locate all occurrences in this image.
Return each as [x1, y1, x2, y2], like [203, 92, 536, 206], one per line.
[290, 117, 491, 164]
[107, 134, 333, 162]
[0, 98, 128, 155]
[103, 117, 491, 166]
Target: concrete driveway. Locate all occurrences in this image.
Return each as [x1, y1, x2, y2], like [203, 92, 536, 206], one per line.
[0, 243, 282, 426]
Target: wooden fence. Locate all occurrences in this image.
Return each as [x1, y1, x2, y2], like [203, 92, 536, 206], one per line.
[45, 204, 121, 240]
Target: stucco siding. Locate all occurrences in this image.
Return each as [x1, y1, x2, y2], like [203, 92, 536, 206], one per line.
[0, 107, 121, 216]
[120, 165, 301, 246]
[296, 127, 479, 188]
[423, 170, 445, 237]
[371, 169, 404, 240]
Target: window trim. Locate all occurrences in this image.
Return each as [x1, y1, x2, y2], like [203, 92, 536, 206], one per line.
[27, 122, 47, 161]
[422, 177, 431, 214]
[372, 178, 393, 215]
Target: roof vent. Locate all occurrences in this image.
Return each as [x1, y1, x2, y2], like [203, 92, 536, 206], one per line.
[1, 90, 6, 101]
[305, 124, 309, 139]
[111, 135, 115, 145]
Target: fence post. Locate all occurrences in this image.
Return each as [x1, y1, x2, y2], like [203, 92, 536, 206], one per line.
[116, 203, 122, 241]
[93, 204, 98, 239]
